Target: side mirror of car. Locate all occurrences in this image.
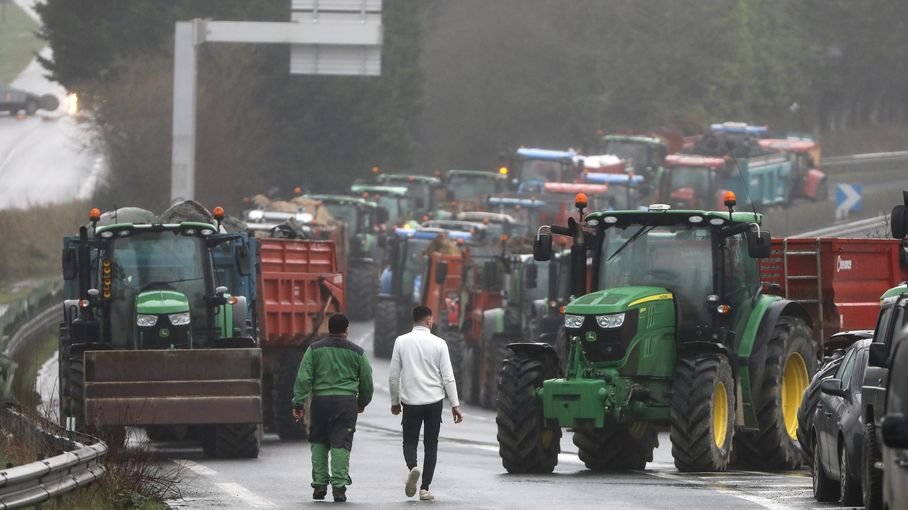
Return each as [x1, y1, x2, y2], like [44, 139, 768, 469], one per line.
[881, 413, 908, 449]
[869, 342, 889, 368]
[820, 378, 847, 397]
[534, 233, 553, 261]
[435, 262, 448, 285]
[746, 229, 772, 259]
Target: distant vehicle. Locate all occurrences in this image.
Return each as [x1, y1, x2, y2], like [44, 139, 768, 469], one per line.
[803, 338, 871, 505]
[506, 148, 578, 193]
[0, 85, 59, 115]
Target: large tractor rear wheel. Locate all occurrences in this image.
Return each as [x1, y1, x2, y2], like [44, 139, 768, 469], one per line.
[496, 350, 561, 474]
[734, 316, 815, 470]
[274, 351, 307, 440]
[573, 422, 658, 470]
[202, 424, 261, 459]
[445, 329, 465, 400]
[670, 354, 735, 472]
[347, 261, 376, 321]
[373, 298, 398, 359]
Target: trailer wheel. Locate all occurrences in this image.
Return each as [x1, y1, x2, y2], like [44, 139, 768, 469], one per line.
[573, 422, 658, 470]
[445, 329, 465, 399]
[373, 298, 398, 359]
[496, 350, 560, 474]
[203, 424, 261, 458]
[346, 261, 376, 321]
[274, 351, 307, 440]
[671, 354, 735, 472]
[734, 316, 815, 470]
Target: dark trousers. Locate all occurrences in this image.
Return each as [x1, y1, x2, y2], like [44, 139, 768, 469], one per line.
[309, 396, 358, 488]
[402, 400, 443, 490]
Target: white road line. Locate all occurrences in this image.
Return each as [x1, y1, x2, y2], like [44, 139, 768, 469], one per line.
[467, 444, 585, 465]
[215, 482, 277, 508]
[647, 471, 804, 510]
[178, 459, 218, 477]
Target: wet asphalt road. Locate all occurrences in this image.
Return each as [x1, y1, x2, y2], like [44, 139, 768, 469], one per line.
[151, 322, 854, 510]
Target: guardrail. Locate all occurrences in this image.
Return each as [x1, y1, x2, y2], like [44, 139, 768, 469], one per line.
[0, 405, 107, 510]
[794, 214, 889, 238]
[824, 150, 908, 168]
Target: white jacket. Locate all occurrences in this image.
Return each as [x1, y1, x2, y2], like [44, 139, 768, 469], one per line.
[389, 325, 460, 407]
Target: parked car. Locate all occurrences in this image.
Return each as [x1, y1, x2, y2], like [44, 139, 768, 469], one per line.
[802, 338, 871, 505]
[0, 85, 59, 115]
[880, 327, 908, 510]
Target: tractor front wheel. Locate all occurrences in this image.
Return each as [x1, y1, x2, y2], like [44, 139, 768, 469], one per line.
[496, 350, 561, 474]
[670, 354, 735, 472]
[573, 422, 658, 470]
[734, 316, 815, 470]
[373, 299, 399, 359]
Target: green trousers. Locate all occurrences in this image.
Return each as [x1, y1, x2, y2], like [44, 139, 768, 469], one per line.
[311, 442, 351, 488]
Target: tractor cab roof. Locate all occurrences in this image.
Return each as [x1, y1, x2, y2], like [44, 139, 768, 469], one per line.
[456, 211, 518, 225]
[580, 154, 625, 173]
[394, 226, 473, 241]
[710, 122, 768, 136]
[487, 196, 547, 209]
[543, 182, 610, 196]
[376, 173, 442, 186]
[307, 194, 379, 208]
[515, 147, 577, 161]
[446, 169, 507, 180]
[601, 134, 665, 146]
[758, 138, 817, 154]
[881, 283, 908, 302]
[94, 221, 218, 238]
[350, 184, 409, 197]
[584, 172, 645, 185]
[586, 208, 762, 229]
[422, 219, 487, 233]
[664, 154, 727, 169]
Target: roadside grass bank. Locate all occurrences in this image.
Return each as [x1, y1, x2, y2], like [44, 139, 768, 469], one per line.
[0, 0, 43, 84]
[10, 329, 56, 408]
[0, 200, 88, 285]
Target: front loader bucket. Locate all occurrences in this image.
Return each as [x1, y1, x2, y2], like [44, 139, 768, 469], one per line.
[83, 348, 262, 427]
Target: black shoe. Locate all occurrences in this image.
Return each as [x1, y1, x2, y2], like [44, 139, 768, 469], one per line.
[313, 486, 328, 500]
[332, 486, 347, 502]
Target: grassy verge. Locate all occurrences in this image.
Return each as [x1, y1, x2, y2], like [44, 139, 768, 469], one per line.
[11, 329, 57, 409]
[0, 1, 43, 84]
[0, 201, 89, 285]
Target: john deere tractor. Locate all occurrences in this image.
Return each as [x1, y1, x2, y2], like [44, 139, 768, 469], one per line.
[496, 194, 816, 473]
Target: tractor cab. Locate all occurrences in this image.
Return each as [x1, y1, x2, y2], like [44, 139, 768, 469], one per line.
[445, 169, 509, 201]
[757, 137, 827, 201]
[350, 184, 413, 225]
[591, 134, 668, 184]
[660, 154, 730, 210]
[306, 194, 389, 257]
[507, 148, 579, 193]
[583, 172, 647, 209]
[374, 173, 443, 216]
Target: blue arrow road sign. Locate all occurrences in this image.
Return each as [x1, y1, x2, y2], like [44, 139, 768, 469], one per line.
[836, 183, 863, 218]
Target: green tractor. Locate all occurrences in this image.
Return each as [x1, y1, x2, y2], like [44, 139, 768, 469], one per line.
[496, 195, 816, 473]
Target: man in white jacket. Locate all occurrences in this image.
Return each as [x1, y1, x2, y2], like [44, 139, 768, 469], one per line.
[389, 305, 464, 501]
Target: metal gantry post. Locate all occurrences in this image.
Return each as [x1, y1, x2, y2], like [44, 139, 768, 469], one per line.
[170, 20, 199, 202]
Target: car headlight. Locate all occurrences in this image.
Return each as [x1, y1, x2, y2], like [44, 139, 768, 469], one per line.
[595, 313, 625, 329]
[564, 314, 585, 329]
[136, 314, 158, 327]
[168, 312, 191, 326]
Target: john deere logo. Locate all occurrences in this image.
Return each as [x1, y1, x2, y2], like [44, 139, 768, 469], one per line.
[585, 331, 597, 342]
[159, 328, 170, 338]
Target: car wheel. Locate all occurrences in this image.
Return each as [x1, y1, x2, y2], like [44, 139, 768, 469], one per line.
[812, 435, 838, 501]
[839, 443, 861, 505]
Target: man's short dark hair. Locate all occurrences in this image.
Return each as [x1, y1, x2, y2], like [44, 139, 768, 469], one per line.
[412, 306, 432, 323]
[329, 314, 349, 334]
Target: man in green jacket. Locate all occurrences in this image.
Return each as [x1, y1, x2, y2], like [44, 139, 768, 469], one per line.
[293, 314, 373, 502]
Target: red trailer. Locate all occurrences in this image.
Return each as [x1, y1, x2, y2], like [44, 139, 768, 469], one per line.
[256, 237, 345, 439]
[760, 237, 908, 351]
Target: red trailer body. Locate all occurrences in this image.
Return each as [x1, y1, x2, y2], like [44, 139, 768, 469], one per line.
[760, 237, 908, 349]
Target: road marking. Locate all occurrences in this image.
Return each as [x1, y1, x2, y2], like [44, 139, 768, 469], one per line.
[178, 459, 218, 476]
[215, 482, 277, 508]
[468, 444, 585, 465]
[646, 471, 804, 510]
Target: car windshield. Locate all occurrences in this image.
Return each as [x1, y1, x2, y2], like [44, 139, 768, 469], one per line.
[599, 224, 714, 329]
[449, 175, 496, 199]
[603, 140, 649, 166]
[520, 159, 563, 182]
[108, 231, 209, 346]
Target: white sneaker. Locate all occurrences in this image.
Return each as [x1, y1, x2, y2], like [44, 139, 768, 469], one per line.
[405, 467, 420, 497]
[420, 489, 433, 501]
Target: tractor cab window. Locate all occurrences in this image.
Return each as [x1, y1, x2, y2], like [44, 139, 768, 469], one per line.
[600, 225, 714, 332]
[108, 231, 209, 347]
[667, 166, 712, 209]
[520, 159, 564, 183]
[400, 237, 431, 303]
[321, 203, 357, 228]
[602, 140, 649, 168]
[723, 233, 758, 306]
[375, 196, 402, 223]
[449, 175, 495, 200]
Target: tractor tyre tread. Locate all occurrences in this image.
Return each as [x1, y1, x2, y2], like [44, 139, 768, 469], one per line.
[210, 424, 261, 459]
[373, 299, 399, 359]
[274, 351, 307, 440]
[347, 261, 377, 321]
[573, 424, 658, 471]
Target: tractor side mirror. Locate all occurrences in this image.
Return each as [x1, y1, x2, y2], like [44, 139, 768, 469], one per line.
[236, 244, 251, 276]
[525, 263, 538, 289]
[483, 261, 499, 289]
[820, 378, 847, 397]
[62, 247, 77, 280]
[869, 342, 889, 368]
[435, 262, 448, 285]
[891, 204, 908, 239]
[746, 230, 772, 259]
[534, 233, 553, 261]
[881, 413, 908, 449]
[376, 207, 390, 225]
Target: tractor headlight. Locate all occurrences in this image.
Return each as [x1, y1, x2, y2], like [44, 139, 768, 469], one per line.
[595, 313, 625, 329]
[136, 314, 158, 327]
[168, 312, 191, 326]
[564, 314, 585, 329]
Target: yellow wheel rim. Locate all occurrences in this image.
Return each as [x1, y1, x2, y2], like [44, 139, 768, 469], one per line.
[713, 381, 728, 448]
[540, 429, 553, 449]
[782, 352, 809, 440]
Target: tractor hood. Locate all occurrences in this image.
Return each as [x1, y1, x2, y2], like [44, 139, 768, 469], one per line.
[566, 286, 672, 315]
[136, 290, 190, 315]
